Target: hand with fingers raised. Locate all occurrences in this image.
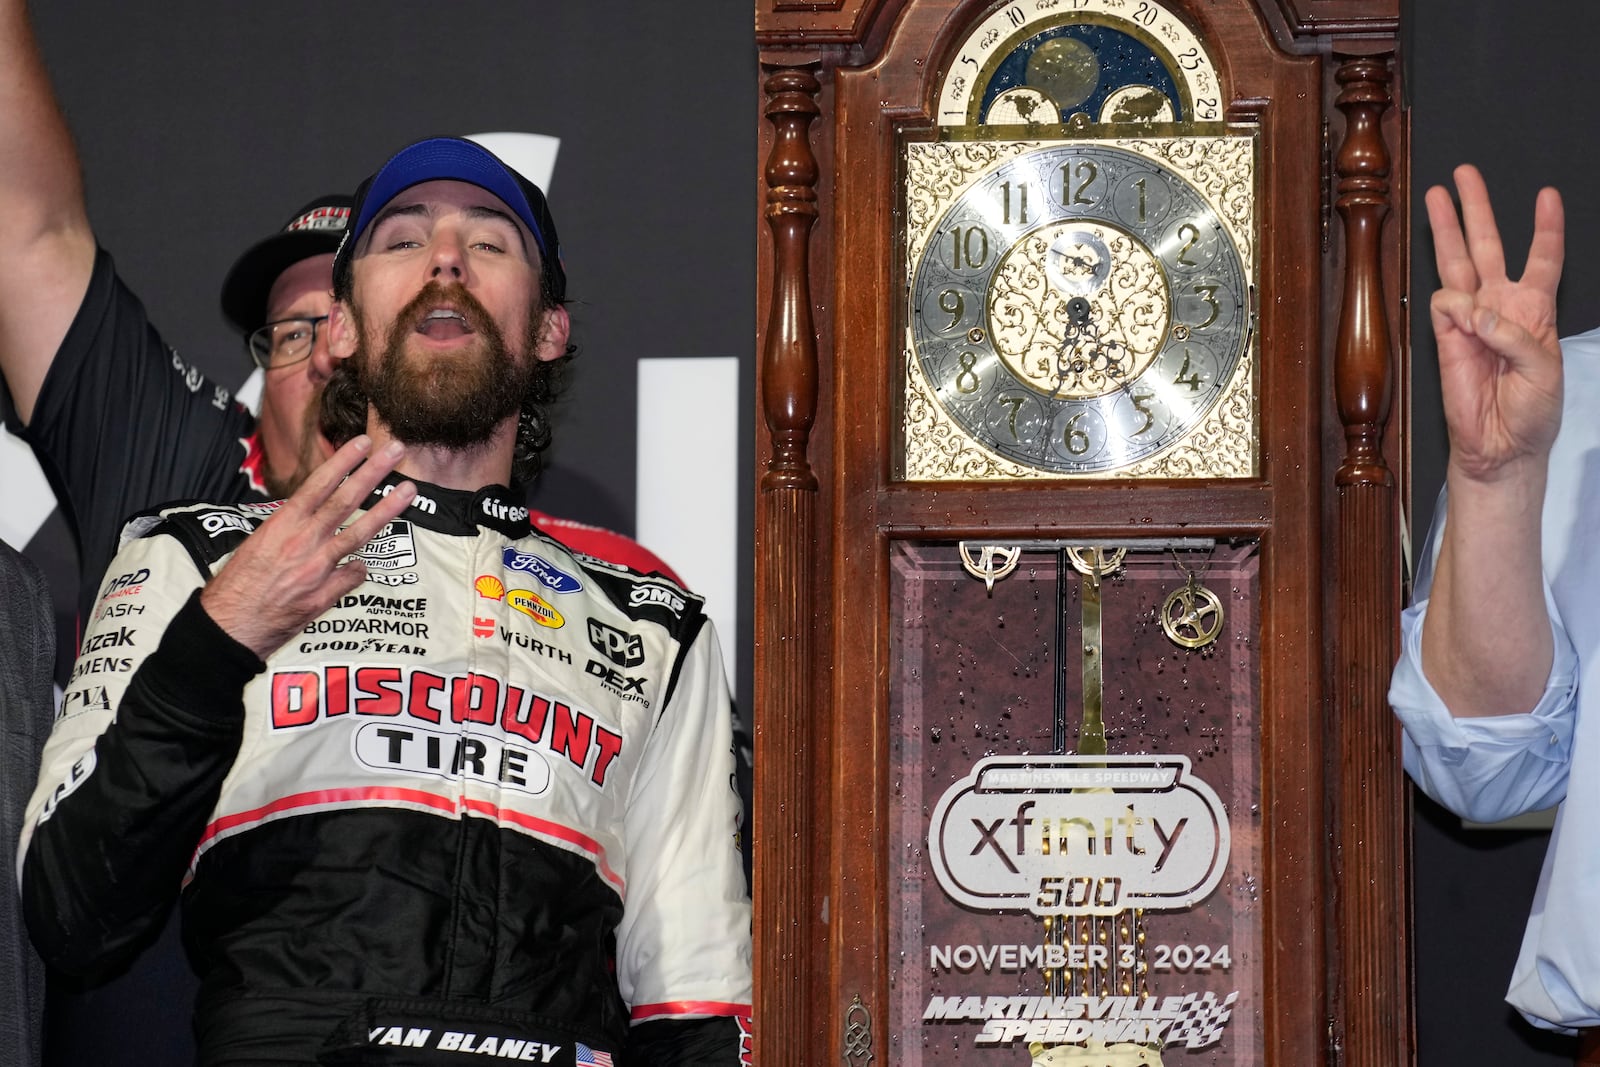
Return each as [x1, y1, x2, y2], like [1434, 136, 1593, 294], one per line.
[199, 435, 416, 661]
[1426, 164, 1566, 485]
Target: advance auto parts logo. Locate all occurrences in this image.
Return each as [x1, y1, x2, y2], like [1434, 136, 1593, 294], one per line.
[928, 755, 1229, 917]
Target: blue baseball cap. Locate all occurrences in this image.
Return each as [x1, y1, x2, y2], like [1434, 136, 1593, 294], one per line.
[332, 136, 565, 302]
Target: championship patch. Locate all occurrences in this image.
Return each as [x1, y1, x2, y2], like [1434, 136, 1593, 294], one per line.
[356, 520, 417, 571]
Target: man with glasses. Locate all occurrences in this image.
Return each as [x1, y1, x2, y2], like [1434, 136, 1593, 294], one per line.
[0, 5, 687, 1064]
[21, 135, 752, 1066]
[0, 8, 679, 632]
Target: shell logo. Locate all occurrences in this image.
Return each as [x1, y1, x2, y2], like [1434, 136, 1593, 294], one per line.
[474, 575, 506, 601]
[508, 589, 564, 629]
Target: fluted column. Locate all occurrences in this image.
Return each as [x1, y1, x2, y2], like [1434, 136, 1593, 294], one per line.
[1330, 52, 1409, 1067]
[756, 62, 821, 1067]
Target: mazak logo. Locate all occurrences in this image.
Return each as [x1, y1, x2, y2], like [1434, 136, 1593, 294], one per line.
[587, 619, 644, 668]
[502, 548, 583, 594]
[629, 585, 685, 616]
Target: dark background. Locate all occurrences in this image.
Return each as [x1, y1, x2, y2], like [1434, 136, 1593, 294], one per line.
[6, 0, 1594, 1062]
[15, 3, 757, 1063]
[1406, 0, 1598, 1061]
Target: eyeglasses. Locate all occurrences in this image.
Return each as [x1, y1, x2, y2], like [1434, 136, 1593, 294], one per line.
[246, 315, 329, 370]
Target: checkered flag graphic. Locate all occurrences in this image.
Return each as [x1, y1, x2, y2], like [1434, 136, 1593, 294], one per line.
[1165, 990, 1239, 1050]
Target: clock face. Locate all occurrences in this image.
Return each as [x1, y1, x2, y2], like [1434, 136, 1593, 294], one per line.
[903, 137, 1256, 478]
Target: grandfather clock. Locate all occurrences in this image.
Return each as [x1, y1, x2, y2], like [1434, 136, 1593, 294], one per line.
[753, 2, 1405, 1065]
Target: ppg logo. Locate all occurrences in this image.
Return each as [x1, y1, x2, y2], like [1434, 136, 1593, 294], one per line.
[587, 619, 644, 668]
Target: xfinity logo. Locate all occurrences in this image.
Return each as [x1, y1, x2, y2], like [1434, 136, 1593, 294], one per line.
[587, 619, 644, 668]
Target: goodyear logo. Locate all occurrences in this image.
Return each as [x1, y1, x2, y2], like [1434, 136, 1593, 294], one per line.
[508, 589, 564, 628]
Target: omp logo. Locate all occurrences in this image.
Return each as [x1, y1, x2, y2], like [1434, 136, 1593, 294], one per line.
[587, 619, 643, 668]
[629, 585, 685, 616]
[199, 510, 256, 537]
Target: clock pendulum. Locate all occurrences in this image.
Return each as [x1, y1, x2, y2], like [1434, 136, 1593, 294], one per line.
[1160, 549, 1225, 650]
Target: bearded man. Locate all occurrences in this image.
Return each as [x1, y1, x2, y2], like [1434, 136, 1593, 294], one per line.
[19, 138, 752, 1067]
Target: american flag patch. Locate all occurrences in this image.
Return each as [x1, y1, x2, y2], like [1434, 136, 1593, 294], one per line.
[575, 1042, 613, 1067]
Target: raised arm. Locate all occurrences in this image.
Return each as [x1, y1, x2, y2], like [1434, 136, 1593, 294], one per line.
[1419, 164, 1565, 717]
[0, 0, 96, 423]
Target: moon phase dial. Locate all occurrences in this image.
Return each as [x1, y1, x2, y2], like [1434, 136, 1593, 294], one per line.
[906, 138, 1254, 478]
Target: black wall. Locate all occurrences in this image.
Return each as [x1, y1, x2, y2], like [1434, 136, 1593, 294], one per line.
[20, 5, 757, 1063]
[1408, 0, 1599, 1060]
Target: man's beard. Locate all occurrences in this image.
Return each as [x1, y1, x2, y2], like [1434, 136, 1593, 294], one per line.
[350, 280, 536, 451]
[262, 398, 330, 498]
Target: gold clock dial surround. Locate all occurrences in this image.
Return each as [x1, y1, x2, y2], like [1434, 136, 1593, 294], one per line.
[902, 135, 1257, 480]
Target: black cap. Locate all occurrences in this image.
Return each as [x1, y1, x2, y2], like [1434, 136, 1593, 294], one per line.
[220, 196, 353, 333]
[332, 137, 564, 303]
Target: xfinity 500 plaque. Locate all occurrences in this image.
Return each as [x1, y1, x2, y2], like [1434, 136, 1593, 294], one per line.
[888, 542, 1260, 1066]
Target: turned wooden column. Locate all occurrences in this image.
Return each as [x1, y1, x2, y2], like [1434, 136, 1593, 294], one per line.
[1330, 52, 1409, 1067]
[755, 62, 821, 1067]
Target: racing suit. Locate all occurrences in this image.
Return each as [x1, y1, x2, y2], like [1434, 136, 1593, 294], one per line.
[19, 477, 752, 1066]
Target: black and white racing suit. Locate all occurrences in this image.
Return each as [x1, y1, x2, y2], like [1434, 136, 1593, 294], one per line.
[19, 477, 752, 1066]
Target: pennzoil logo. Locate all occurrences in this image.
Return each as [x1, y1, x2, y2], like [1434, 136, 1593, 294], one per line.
[509, 589, 564, 628]
[474, 575, 564, 629]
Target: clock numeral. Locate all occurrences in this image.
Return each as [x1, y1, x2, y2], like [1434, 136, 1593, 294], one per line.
[1134, 178, 1148, 223]
[946, 226, 990, 270]
[955, 352, 981, 394]
[1176, 223, 1202, 267]
[1174, 350, 1203, 392]
[998, 396, 1025, 440]
[1191, 284, 1220, 329]
[1133, 1, 1160, 26]
[937, 288, 966, 330]
[1063, 412, 1091, 456]
[1196, 97, 1218, 117]
[1057, 161, 1099, 207]
[1004, 4, 1025, 27]
[998, 181, 1031, 226]
[1177, 47, 1203, 71]
[1129, 390, 1156, 436]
